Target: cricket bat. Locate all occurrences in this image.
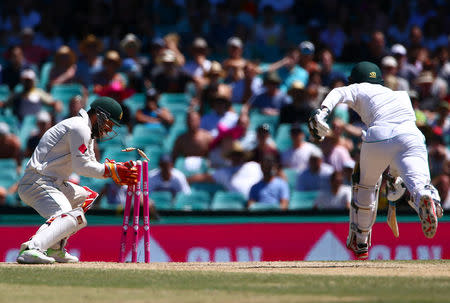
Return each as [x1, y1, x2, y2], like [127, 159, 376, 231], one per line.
[383, 172, 400, 238]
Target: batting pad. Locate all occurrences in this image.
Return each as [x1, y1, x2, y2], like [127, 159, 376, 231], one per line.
[27, 207, 87, 251]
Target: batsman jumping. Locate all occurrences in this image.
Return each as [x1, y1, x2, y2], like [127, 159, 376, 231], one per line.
[16, 97, 138, 264]
[309, 61, 443, 260]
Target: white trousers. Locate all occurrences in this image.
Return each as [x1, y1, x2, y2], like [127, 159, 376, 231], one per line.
[18, 170, 89, 220]
[359, 133, 430, 204]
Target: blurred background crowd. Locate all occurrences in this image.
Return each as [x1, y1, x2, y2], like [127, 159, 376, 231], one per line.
[0, 0, 449, 213]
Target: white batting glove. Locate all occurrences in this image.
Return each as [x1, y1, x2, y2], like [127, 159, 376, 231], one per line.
[387, 176, 407, 201]
[308, 108, 330, 141]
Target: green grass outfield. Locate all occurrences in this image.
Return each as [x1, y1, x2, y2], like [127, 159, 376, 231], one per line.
[1, 260, 450, 303]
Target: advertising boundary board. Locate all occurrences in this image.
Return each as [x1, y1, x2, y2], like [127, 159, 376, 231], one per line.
[1, 221, 449, 262]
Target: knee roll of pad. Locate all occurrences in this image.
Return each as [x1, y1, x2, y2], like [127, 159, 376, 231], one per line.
[66, 207, 88, 230]
[28, 207, 87, 251]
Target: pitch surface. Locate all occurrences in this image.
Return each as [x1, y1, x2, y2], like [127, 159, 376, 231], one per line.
[1, 261, 449, 302]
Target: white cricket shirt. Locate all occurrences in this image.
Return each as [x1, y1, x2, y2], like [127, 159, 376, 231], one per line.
[321, 83, 422, 142]
[27, 109, 105, 181]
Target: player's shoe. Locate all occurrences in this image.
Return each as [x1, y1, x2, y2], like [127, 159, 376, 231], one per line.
[17, 248, 55, 264]
[346, 237, 369, 260]
[46, 248, 79, 263]
[418, 194, 438, 239]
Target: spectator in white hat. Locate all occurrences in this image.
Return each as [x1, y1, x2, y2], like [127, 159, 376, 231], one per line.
[1, 69, 62, 122]
[151, 49, 195, 94]
[298, 41, 319, 74]
[296, 148, 334, 192]
[119, 33, 147, 79]
[390, 43, 413, 83]
[183, 37, 212, 83]
[381, 56, 409, 91]
[222, 37, 247, 79]
[414, 70, 448, 110]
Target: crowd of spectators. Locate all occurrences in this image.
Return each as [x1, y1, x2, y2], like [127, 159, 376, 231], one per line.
[0, 0, 449, 211]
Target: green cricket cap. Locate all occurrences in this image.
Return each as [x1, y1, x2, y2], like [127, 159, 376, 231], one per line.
[90, 97, 123, 125]
[348, 61, 384, 85]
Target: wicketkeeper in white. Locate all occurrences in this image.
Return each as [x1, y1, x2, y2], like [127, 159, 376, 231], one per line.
[309, 61, 442, 259]
[17, 97, 138, 264]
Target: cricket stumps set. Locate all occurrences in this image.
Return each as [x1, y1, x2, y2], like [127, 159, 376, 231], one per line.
[118, 160, 151, 263]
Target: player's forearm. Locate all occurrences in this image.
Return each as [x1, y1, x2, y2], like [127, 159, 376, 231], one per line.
[321, 88, 346, 112]
[72, 159, 105, 179]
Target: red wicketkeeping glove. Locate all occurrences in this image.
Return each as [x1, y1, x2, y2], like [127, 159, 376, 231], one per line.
[104, 161, 138, 186]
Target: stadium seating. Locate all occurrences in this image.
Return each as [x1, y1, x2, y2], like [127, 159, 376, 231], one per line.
[159, 93, 190, 107]
[51, 83, 84, 99]
[0, 84, 10, 100]
[38, 62, 53, 90]
[144, 145, 163, 170]
[98, 127, 129, 150]
[0, 170, 18, 188]
[248, 203, 280, 211]
[86, 94, 99, 108]
[333, 63, 354, 77]
[211, 201, 245, 210]
[123, 93, 146, 116]
[20, 157, 30, 174]
[289, 191, 318, 210]
[190, 182, 224, 197]
[232, 103, 243, 114]
[163, 120, 186, 153]
[149, 191, 173, 210]
[5, 193, 19, 206]
[18, 115, 37, 147]
[101, 146, 135, 163]
[249, 111, 279, 135]
[50, 84, 84, 117]
[283, 168, 298, 191]
[210, 191, 246, 210]
[275, 123, 310, 148]
[173, 190, 210, 211]
[0, 112, 19, 135]
[0, 158, 19, 189]
[165, 103, 189, 118]
[79, 176, 108, 193]
[129, 124, 167, 148]
[174, 156, 209, 177]
[275, 123, 292, 152]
